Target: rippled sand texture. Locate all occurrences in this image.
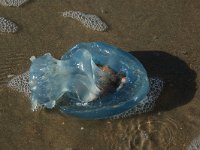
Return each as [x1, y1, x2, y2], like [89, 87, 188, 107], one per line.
[0, 0, 200, 150]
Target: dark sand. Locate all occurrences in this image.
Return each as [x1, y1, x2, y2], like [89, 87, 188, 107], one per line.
[0, 0, 200, 149]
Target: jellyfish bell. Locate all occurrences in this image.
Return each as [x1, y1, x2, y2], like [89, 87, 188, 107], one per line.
[57, 42, 150, 119]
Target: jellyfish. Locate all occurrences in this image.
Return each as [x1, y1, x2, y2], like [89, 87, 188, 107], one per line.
[8, 42, 163, 119]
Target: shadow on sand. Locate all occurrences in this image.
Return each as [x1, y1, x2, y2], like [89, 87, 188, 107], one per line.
[129, 51, 197, 112]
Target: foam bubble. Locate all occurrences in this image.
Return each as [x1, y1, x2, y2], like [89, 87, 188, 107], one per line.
[0, 0, 29, 7]
[62, 11, 108, 32]
[188, 136, 200, 150]
[0, 17, 18, 33]
[7, 71, 31, 97]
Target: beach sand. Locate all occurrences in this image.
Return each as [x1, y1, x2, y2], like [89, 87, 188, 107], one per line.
[0, 0, 200, 149]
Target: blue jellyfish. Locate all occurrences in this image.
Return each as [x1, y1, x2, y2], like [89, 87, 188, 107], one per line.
[29, 42, 150, 119]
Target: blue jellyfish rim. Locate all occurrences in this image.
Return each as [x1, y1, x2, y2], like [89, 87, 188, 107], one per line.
[59, 42, 150, 119]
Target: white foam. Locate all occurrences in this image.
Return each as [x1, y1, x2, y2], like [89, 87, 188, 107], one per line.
[0, 17, 18, 33]
[62, 11, 108, 32]
[0, 0, 29, 7]
[7, 71, 31, 97]
[188, 136, 200, 150]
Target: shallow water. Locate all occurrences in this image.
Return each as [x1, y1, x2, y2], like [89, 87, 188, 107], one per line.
[0, 0, 200, 150]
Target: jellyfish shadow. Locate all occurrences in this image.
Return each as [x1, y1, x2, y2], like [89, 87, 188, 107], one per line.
[129, 51, 197, 112]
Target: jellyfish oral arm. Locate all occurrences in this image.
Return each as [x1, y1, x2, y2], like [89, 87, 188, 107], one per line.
[29, 50, 104, 110]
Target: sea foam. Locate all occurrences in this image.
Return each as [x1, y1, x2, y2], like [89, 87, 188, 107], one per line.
[0, 0, 29, 7]
[0, 17, 18, 33]
[62, 11, 108, 31]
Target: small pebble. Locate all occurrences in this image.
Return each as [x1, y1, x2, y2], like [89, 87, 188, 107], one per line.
[7, 74, 15, 78]
[181, 50, 188, 55]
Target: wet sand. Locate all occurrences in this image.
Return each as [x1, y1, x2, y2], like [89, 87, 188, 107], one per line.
[0, 0, 200, 149]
